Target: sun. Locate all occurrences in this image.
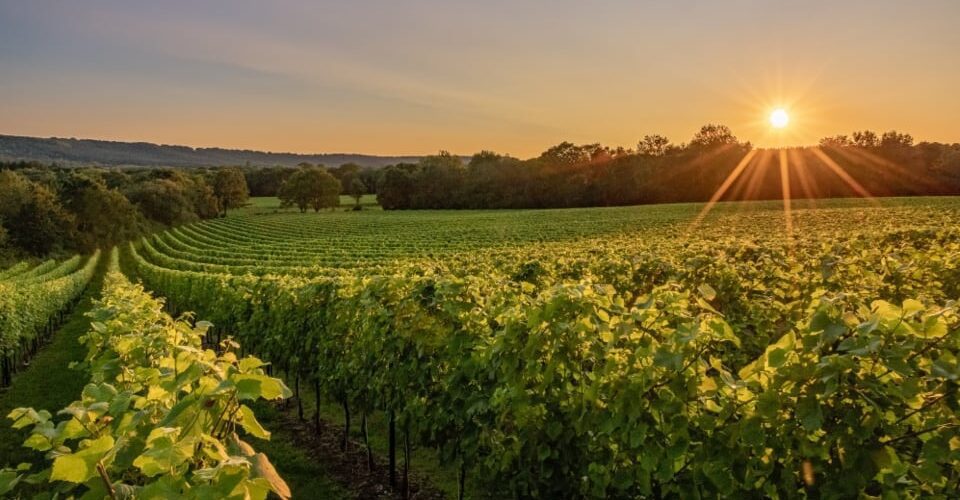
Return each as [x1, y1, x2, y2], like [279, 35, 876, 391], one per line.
[770, 108, 789, 129]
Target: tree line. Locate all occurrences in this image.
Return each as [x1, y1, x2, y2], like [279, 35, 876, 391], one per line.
[0, 134, 417, 168]
[4, 124, 958, 258]
[0, 165, 249, 260]
[374, 125, 960, 209]
[249, 162, 373, 211]
[0, 161, 374, 260]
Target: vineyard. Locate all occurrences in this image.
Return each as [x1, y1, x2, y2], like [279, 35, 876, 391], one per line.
[2, 0, 956, 496]
[0, 252, 99, 386]
[3, 249, 293, 498]
[113, 196, 960, 497]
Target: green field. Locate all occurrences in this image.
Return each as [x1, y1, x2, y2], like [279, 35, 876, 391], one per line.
[5, 197, 960, 498]
[144, 197, 960, 277]
[242, 195, 380, 215]
[123, 196, 960, 497]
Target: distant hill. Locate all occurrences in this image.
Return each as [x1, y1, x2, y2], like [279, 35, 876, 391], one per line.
[0, 134, 422, 168]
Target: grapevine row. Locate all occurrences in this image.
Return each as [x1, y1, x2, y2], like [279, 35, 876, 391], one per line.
[0, 252, 100, 386]
[1, 248, 293, 499]
[129, 217, 960, 497]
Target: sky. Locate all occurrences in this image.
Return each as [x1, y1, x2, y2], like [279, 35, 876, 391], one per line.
[1, 1, 958, 158]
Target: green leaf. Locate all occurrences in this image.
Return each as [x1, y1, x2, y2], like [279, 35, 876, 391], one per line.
[757, 391, 780, 419]
[238, 357, 267, 373]
[698, 283, 717, 302]
[707, 318, 739, 347]
[797, 395, 823, 431]
[920, 314, 948, 339]
[767, 348, 787, 368]
[697, 298, 722, 315]
[233, 374, 292, 401]
[82, 383, 118, 404]
[50, 435, 115, 483]
[901, 299, 924, 318]
[873, 300, 901, 322]
[139, 475, 188, 498]
[653, 350, 683, 371]
[133, 427, 194, 477]
[23, 433, 51, 452]
[238, 405, 271, 440]
[0, 470, 23, 496]
[8, 408, 51, 429]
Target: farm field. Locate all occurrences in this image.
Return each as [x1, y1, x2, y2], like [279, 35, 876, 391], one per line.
[122, 196, 960, 497]
[4, 2, 958, 497]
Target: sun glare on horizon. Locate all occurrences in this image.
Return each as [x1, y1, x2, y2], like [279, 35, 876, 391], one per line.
[770, 108, 789, 129]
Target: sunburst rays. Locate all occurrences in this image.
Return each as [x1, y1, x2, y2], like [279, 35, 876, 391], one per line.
[778, 149, 794, 244]
[688, 149, 759, 230]
[685, 143, 897, 243]
[809, 147, 878, 204]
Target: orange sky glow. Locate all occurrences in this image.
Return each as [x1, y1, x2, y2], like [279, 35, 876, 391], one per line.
[1, 1, 957, 158]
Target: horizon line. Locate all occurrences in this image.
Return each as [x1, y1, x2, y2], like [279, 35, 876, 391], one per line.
[2, 131, 957, 163]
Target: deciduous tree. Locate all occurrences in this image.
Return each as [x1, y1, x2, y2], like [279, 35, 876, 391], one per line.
[689, 124, 739, 150]
[213, 167, 249, 215]
[7, 184, 75, 255]
[71, 184, 143, 250]
[346, 175, 367, 209]
[0, 170, 33, 220]
[852, 130, 879, 148]
[637, 134, 671, 156]
[126, 179, 199, 226]
[880, 130, 914, 148]
[278, 167, 341, 212]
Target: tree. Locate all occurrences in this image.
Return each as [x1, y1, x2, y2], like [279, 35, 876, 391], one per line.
[376, 164, 418, 210]
[852, 130, 879, 148]
[126, 179, 199, 226]
[881, 130, 914, 148]
[689, 124, 739, 150]
[358, 168, 380, 196]
[182, 175, 221, 219]
[346, 176, 367, 209]
[54, 170, 134, 244]
[212, 167, 249, 216]
[819, 135, 853, 148]
[278, 167, 341, 213]
[413, 151, 466, 208]
[637, 135, 671, 156]
[7, 184, 75, 255]
[101, 169, 131, 190]
[245, 166, 296, 196]
[70, 184, 143, 250]
[539, 142, 592, 167]
[0, 170, 33, 220]
[329, 162, 360, 182]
